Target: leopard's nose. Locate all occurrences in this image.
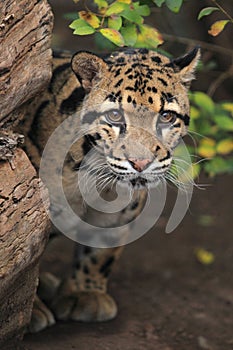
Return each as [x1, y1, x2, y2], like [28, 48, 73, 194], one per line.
[128, 158, 152, 172]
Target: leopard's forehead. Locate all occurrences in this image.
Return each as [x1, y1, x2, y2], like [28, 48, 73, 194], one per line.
[91, 48, 188, 114]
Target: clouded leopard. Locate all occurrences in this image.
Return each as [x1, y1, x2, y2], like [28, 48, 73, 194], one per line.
[20, 47, 200, 332]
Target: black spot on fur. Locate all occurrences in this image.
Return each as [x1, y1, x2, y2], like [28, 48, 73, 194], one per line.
[172, 122, 181, 128]
[84, 246, 92, 254]
[139, 48, 149, 54]
[99, 256, 115, 274]
[158, 77, 168, 87]
[127, 95, 132, 103]
[177, 113, 190, 126]
[75, 261, 81, 270]
[114, 78, 123, 88]
[91, 256, 98, 264]
[60, 87, 85, 114]
[125, 68, 133, 75]
[82, 135, 94, 155]
[131, 200, 139, 210]
[125, 86, 135, 91]
[160, 150, 171, 162]
[132, 62, 139, 68]
[151, 56, 162, 64]
[148, 96, 153, 104]
[72, 161, 82, 171]
[82, 111, 98, 124]
[114, 68, 121, 77]
[83, 265, 90, 274]
[117, 57, 125, 64]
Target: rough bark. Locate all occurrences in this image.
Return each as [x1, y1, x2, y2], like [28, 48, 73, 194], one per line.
[0, 0, 53, 347]
[0, 0, 53, 127]
[0, 150, 50, 348]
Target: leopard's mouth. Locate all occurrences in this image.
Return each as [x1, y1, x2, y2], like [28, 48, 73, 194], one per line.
[116, 174, 162, 189]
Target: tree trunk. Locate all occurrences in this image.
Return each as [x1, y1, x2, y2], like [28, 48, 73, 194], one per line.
[0, 0, 53, 348]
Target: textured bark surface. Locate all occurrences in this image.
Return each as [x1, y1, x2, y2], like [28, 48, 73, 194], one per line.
[0, 0, 53, 127]
[0, 149, 49, 349]
[0, 150, 51, 348]
[0, 0, 53, 348]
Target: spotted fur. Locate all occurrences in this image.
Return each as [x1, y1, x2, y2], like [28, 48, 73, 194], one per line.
[21, 47, 200, 332]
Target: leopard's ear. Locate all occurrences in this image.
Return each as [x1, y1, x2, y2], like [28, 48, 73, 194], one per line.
[71, 51, 108, 92]
[171, 46, 201, 87]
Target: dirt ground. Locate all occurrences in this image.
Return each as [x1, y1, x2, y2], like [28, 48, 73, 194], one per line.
[22, 174, 233, 350]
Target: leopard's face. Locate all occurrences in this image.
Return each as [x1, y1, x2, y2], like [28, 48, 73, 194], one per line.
[72, 48, 200, 188]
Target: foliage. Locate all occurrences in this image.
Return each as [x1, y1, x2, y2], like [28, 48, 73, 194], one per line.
[68, 0, 233, 179]
[187, 93, 233, 178]
[198, 1, 233, 37]
[69, 0, 186, 48]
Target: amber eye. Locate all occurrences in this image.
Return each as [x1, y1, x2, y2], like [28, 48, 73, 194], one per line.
[105, 110, 125, 124]
[159, 111, 177, 124]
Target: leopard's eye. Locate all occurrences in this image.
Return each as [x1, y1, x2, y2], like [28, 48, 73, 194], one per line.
[159, 111, 177, 124]
[105, 110, 125, 124]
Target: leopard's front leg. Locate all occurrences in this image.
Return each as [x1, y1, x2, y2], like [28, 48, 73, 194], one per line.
[50, 245, 123, 322]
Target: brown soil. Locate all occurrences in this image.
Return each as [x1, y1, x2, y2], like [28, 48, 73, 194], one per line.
[23, 175, 233, 350]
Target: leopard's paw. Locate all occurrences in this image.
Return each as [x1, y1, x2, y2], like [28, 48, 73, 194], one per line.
[28, 296, 55, 333]
[51, 280, 117, 322]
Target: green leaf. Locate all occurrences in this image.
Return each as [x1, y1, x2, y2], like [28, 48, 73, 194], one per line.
[134, 24, 163, 48]
[121, 23, 137, 46]
[193, 92, 215, 114]
[198, 7, 219, 20]
[204, 157, 233, 176]
[190, 106, 200, 120]
[99, 28, 125, 46]
[108, 15, 122, 30]
[105, 2, 127, 16]
[152, 0, 165, 7]
[79, 11, 100, 28]
[213, 114, 233, 131]
[165, 0, 183, 13]
[94, 32, 116, 50]
[216, 139, 233, 155]
[121, 8, 144, 24]
[134, 2, 150, 16]
[221, 102, 233, 115]
[208, 20, 229, 36]
[198, 138, 216, 158]
[94, 0, 108, 9]
[69, 19, 95, 35]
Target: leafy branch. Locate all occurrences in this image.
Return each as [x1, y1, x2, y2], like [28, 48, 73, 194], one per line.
[198, 0, 233, 36]
[69, 0, 185, 48]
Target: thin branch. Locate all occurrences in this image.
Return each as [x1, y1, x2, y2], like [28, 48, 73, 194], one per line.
[162, 32, 233, 57]
[207, 62, 233, 97]
[210, 0, 233, 24]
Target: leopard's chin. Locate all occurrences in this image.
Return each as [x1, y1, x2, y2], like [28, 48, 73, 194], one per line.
[117, 175, 161, 189]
